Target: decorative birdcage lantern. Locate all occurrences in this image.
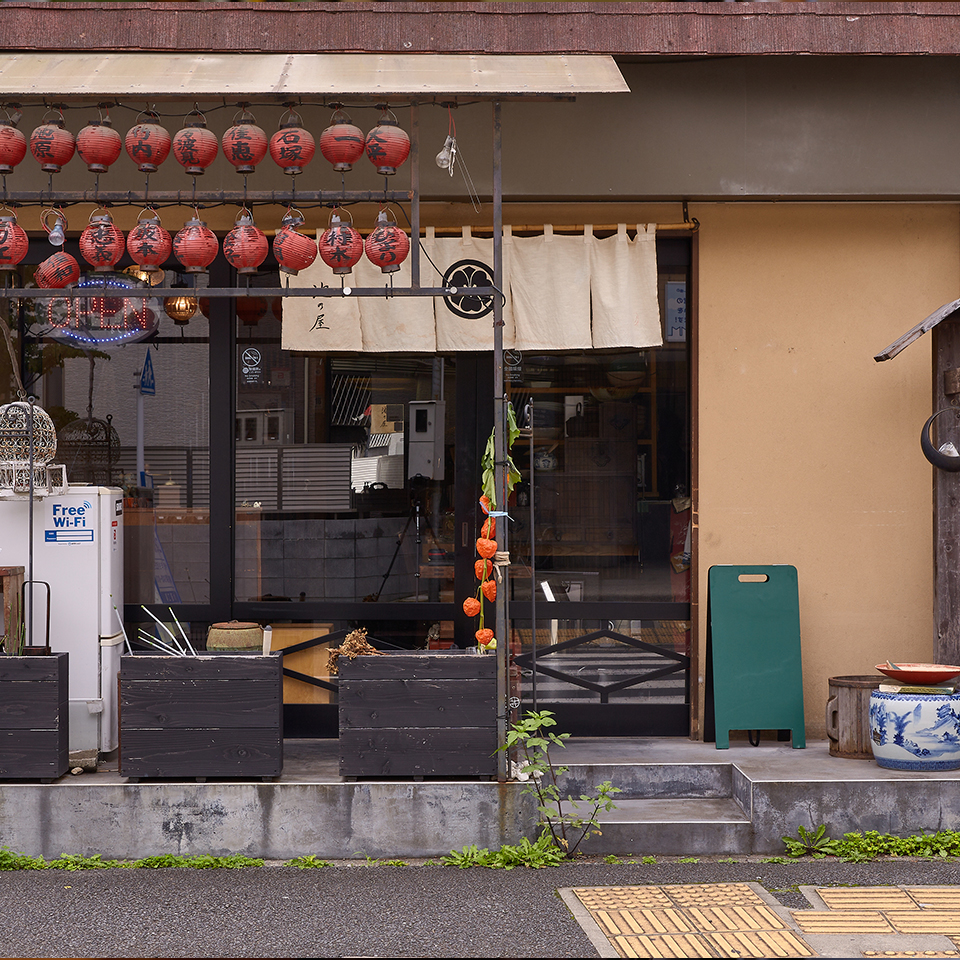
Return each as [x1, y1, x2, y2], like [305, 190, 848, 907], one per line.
[42, 271, 161, 347]
[0, 210, 28, 271]
[222, 109, 268, 174]
[365, 108, 410, 176]
[319, 106, 365, 172]
[124, 112, 171, 173]
[127, 209, 172, 269]
[273, 208, 317, 275]
[0, 112, 26, 175]
[172, 110, 219, 176]
[29, 112, 75, 174]
[76, 115, 122, 174]
[0, 401, 58, 493]
[223, 208, 268, 275]
[364, 208, 410, 273]
[79, 211, 125, 272]
[318, 209, 363, 275]
[269, 108, 315, 176]
[173, 216, 219, 273]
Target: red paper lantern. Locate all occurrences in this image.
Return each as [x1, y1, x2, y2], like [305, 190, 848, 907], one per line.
[222, 111, 268, 174]
[80, 212, 125, 272]
[124, 114, 171, 173]
[76, 117, 122, 174]
[365, 111, 410, 176]
[237, 296, 268, 327]
[173, 217, 219, 274]
[0, 121, 26, 175]
[35, 251, 80, 289]
[223, 210, 268, 275]
[127, 211, 172, 268]
[319, 108, 365, 172]
[273, 210, 317, 275]
[172, 111, 219, 176]
[318, 211, 363, 275]
[364, 210, 409, 273]
[29, 117, 75, 173]
[0, 213, 28, 271]
[269, 110, 315, 176]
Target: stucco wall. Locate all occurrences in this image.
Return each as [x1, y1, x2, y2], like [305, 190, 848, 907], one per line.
[694, 202, 955, 738]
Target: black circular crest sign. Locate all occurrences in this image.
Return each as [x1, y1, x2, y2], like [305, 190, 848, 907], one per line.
[441, 259, 495, 319]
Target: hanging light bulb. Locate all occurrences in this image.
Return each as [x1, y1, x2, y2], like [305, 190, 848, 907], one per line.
[47, 216, 64, 247]
[435, 134, 457, 175]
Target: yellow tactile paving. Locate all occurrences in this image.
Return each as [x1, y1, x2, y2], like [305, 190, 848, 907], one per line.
[703, 929, 815, 958]
[817, 887, 919, 911]
[595, 908, 696, 936]
[862, 952, 960, 958]
[887, 913, 960, 936]
[664, 882, 768, 908]
[569, 884, 960, 959]
[907, 889, 960, 910]
[575, 886, 674, 909]
[612, 933, 715, 958]
[791, 910, 895, 934]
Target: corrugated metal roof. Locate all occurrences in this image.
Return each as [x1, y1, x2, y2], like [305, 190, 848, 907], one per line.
[0, 52, 627, 98]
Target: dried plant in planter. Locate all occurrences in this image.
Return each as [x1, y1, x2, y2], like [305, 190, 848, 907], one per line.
[328, 627, 383, 676]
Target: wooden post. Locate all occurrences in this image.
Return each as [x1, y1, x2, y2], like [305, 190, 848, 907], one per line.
[933, 317, 960, 663]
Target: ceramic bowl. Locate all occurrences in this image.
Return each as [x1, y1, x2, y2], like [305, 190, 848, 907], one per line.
[875, 662, 960, 685]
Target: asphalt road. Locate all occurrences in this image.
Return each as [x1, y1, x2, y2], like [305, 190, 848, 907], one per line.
[3, 856, 960, 958]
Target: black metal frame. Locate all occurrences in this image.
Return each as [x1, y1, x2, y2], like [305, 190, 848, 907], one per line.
[513, 625, 690, 705]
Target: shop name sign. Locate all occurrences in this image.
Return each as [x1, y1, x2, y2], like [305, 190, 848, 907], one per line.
[45, 501, 94, 542]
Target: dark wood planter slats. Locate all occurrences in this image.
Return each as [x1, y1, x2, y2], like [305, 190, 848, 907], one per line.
[339, 653, 497, 778]
[120, 654, 283, 780]
[0, 652, 69, 781]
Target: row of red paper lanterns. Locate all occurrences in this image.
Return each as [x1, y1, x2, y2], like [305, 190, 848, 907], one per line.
[0, 107, 410, 178]
[0, 207, 410, 288]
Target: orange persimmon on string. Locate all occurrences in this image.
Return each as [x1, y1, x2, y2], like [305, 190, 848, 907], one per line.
[462, 596, 481, 618]
[481, 517, 496, 539]
[475, 628, 494, 646]
[475, 558, 492, 581]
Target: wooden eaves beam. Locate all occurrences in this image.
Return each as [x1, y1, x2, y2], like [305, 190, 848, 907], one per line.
[875, 297, 960, 362]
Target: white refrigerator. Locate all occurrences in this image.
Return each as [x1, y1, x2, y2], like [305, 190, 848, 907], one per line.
[0, 485, 124, 754]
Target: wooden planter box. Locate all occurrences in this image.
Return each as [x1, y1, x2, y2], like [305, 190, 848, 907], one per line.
[338, 652, 497, 778]
[119, 653, 283, 781]
[0, 652, 69, 781]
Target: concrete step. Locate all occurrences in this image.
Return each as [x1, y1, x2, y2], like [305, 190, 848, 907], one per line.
[556, 761, 736, 800]
[579, 797, 755, 856]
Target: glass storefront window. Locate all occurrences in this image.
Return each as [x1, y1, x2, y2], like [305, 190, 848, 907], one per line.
[234, 276, 455, 606]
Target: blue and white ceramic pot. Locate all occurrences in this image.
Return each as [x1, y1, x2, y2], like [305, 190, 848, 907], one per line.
[869, 691, 960, 771]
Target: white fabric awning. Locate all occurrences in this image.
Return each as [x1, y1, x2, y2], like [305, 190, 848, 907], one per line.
[0, 53, 628, 98]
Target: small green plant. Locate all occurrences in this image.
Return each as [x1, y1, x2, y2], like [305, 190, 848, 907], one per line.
[501, 710, 621, 858]
[442, 834, 567, 870]
[759, 857, 793, 864]
[603, 854, 622, 864]
[782, 824, 842, 859]
[0, 848, 49, 870]
[129, 854, 264, 869]
[47, 854, 124, 871]
[677, 857, 700, 864]
[380, 859, 408, 867]
[286, 855, 332, 869]
[716, 857, 739, 863]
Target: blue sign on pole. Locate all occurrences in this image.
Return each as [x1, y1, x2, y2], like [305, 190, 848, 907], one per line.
[140, 348, 156, 396]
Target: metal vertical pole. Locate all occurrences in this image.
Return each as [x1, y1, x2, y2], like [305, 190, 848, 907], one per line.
[410, 102, 420, 290]
[493, 101, 509, 781]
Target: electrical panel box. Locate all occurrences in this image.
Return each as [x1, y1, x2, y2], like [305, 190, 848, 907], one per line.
[407, 401, 445, 480]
